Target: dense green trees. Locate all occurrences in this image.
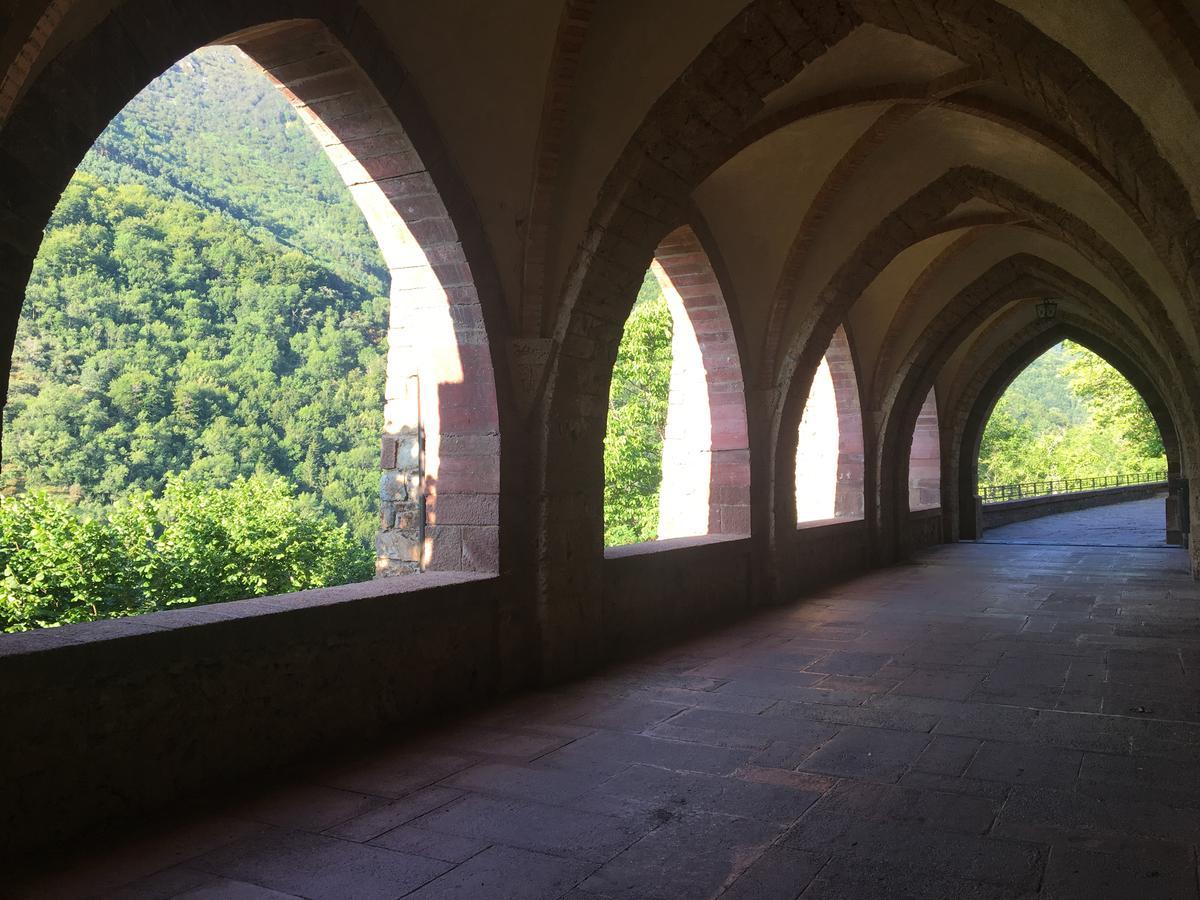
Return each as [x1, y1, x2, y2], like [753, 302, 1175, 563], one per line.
[0, 475, 372, 632]
[0, 48, 388, 630]
[3, 49, 387, 544]
[604, 273, 673, 546]
[978, 342, 1167, 486]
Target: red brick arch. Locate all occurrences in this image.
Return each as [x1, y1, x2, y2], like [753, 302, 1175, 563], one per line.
[0, 5, 509, 575]
[652, 225, 751, 539]
[794, 324, 865, 524]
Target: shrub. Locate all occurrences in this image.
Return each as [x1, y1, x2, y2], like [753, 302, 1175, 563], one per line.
[0, 473, 373, 632]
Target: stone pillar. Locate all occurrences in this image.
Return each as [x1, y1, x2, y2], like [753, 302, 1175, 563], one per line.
[377, 372, 424, 575]
[1166, 474, 1188, 547]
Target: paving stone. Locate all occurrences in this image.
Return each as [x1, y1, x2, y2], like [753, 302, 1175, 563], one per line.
[572, 699, 687, 732]
[576, 763, 824, 824]
[172, 877, 301, 899]
[99, 867, 229, 900]
[718, 845, 827, 899]
[319, 751, 477, 799]
[893, 669, 983, 700]
[188, 828, 450, 900]
[806, 651, 893, 677]
[27, 507, 1200, 897]
[798, 856, 1018, 900]
[994, 784, 1200, 844]
[788, 812, 1044, 891]
[400, 845, 594, 899]
[713, 667, 827, 698]
[413, 794, 646, 862]
[580, 812, 782, 900]
[1040, 842, 1197, 900]
[324, 786, 463, 842]
[913, 735, 982, 776]
[963, 741, 1083, 787]
[440, 762, 610, 804]
[799, 726, 930, 782]
[369, 825, 489, 863]
[649, 707, 839, 751]
[535, 729, 751, 777]
[898, 771, 1014, 801]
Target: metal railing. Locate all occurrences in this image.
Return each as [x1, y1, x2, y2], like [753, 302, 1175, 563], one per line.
[981, 471, 1168, 504]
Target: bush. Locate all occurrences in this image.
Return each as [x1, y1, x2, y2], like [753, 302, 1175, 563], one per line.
[0, 473, 374, 632]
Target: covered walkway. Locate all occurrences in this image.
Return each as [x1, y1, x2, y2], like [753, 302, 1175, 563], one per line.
[982, 496, 1173, 548]
[18, 539, 1200, 900]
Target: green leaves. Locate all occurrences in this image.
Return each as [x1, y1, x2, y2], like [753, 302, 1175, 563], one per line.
[979, 341, 1167, 487]
[603, 272, 673, 546]
[5, 58, 388, 543]
[0, 474, 373, 632]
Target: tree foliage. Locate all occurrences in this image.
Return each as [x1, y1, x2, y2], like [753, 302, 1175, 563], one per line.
[603, 272, 673, 545]
[3, 49, 387, 544]
[0, 474, 372, 632]
[978, 341, 1167, 486]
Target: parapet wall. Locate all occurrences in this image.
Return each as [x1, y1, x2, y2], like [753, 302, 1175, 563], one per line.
[0, 518, 890, 857]
[982, 483, 1166, 530]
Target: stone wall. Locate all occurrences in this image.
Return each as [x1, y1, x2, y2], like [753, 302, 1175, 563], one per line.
[982, 483, 1168, 531]
[0, 573, 500, 855]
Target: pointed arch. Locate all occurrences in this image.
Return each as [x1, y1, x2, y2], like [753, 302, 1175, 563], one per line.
[795, 324, 864, 524]
[652, 225, 751, 538]
[0, 9, 510, 575]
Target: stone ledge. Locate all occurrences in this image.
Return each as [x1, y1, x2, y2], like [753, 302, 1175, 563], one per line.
[795, 515, 865, 533]
[602, 532, 750, 560]
[0, 570, 495, 661]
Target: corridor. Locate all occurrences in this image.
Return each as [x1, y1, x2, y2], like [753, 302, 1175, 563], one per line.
[17, 538, 1200, 900]
[982, 496, 1172, 548]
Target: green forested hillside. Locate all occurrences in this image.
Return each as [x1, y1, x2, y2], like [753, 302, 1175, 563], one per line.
[978, 342, 1166, 486]
[3, 48, 387, 543]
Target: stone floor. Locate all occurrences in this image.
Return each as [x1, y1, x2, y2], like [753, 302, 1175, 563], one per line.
[982, 495, 1171, 547]
[16, 505, 1200, 899]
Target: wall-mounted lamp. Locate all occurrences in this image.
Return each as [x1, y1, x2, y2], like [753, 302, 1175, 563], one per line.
[1035, 298, 1058, 321]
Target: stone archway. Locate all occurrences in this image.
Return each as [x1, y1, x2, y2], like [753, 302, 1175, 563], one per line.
[0, 8, 509, 575]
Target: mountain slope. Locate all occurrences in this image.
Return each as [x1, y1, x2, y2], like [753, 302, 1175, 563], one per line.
[3, 49, 388, 543]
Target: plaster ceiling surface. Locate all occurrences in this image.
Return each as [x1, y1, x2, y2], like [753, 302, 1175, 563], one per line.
[998, 0, 1200, 217]
[848, 229, 968, 390]
[762, 103, 1196, 355]
[755, 23, 964, 123]
[881, 225, 1130, 370]
[936, 295, 1136, 410]
[366, 0, 563, 317]
[692, 104, 888, 349]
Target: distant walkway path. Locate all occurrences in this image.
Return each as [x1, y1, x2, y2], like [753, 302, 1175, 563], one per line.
[981, 495, 1170, 547]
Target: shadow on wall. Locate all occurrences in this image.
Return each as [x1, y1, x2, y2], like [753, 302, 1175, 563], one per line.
[909, 387, 941, 511]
